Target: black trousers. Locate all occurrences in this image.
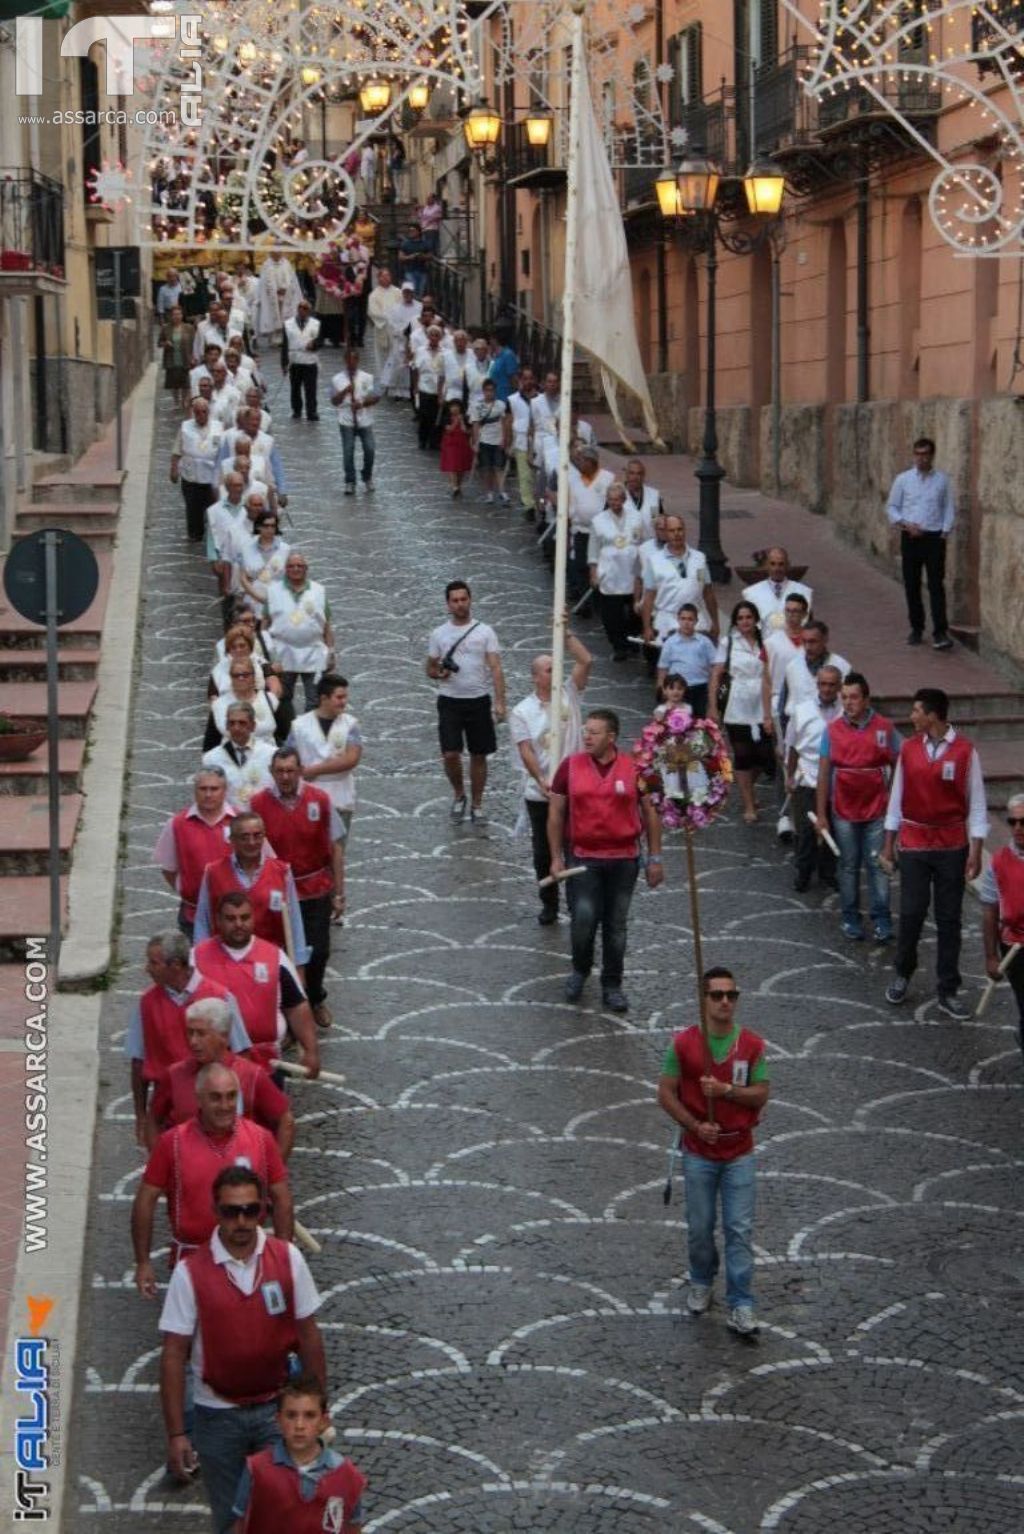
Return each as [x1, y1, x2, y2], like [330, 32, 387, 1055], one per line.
[182, 479, 215, 541]
[567, 531, 592, 604]
[289, 363, 319, 419]
[599, 592, 635, 658]
[526, 799, 557, 911]
[895, 845, 967, 995]
[793, 785, 836, 884]
[417, 392, 440, 449]
[901, 530, 948, 637]
[300, 893, 332, 1007]
[998, 943, 1024, 1061]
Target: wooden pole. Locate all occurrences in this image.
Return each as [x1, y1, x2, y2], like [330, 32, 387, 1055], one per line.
[685, 827, 714, 1123]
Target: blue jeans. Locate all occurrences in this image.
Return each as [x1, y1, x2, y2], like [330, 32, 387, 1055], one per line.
[832, 814, 890, 928]
[566, 856, 639, 986]
[340, 425, 375, 487]
[682, 1149, 756, 1309]
[193, 1401, 278, 1533]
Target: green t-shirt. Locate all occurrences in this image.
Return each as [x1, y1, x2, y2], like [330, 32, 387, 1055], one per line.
[662, 1024, 768, 1082]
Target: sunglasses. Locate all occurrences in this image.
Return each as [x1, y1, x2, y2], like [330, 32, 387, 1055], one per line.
[706, 989, 740, 1002]
[217, 1202, 262, 1220]
[1008, 817, 1024, 827]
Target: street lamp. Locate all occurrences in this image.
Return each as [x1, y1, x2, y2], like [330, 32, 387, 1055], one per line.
[463, 99, 502, 153]
[359, 78, 392, 115]
[524, 109, 553, 149]
[408, 79, 431, 114]
[660, 153, 786, 582]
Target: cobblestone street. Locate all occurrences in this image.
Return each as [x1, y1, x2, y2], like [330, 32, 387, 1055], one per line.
[71, 368, 1024, 1533]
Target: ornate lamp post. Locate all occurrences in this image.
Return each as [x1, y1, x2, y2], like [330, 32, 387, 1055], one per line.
[659, 154, 785, 583]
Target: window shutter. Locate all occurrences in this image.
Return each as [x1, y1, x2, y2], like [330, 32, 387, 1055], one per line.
[759, 0, 778, 68]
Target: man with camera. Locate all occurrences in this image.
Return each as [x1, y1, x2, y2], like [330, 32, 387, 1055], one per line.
[426, 580, 506, 825]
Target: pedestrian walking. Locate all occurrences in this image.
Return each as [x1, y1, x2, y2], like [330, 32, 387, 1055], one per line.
[655, 604, 718, 718]
[587, 480, 644, 662]
[657, 966, 770, 1336]
[263, 553, 333, 712]
[231, 1374, 366, 1533]
[979, 794, 1024, 1061]
[708, 601, 774, 825]
[162, 305, 195, 410]
[426, 580, 506, 825]
[330, 348, 379, 494]
[170, 397, 223, 542]
[546, 707, 664, 1012]
[202, 703, 275, 810]
[883, 687, 987, 1015]
[887, 436, 956, 650]
[785, 665, 842, 894]
[470, 378, 510, 503]
[439, 400, 474, 496]
[153, 768, 238, 937]
[193, 812, 308, 959]
[281, 299, 321, 421]
[742, 547, 813, 634]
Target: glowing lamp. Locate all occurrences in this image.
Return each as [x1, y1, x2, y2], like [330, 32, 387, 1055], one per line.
[524, 110, 552, 148]
[743, 159, 785, 217]
[675, 154, 720, 214]
[359, 78, 392, 114]
[463, 100, 502, 152]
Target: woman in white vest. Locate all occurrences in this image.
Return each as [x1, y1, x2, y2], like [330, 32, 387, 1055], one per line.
[237, 512, 291, 616]
[263, 552, 333, 712]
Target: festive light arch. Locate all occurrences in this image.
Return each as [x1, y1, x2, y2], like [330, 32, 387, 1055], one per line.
[781, 0, 1024, 256]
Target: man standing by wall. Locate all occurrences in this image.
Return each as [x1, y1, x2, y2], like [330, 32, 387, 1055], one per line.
[886, 436, 956, 650]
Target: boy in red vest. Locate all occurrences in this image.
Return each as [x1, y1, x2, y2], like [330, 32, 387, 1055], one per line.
[882, 687, 987, 1017]
[232, 1375, 366, 1533]
[657, 967, 770, 1337]
[979, 792, 1024, 1061]
[547, 707, 664, 1013]
[158, 1165, 324, 1534]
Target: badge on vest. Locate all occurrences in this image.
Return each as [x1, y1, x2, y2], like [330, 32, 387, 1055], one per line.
[269, 889, 284, 912]
[614, 779, 625, 795]
[323, 1498, 346, 1534]
[732, 1060, 749, 1086]
[876, 730, 887, 747]
[234, 1156, 253, 1169]
[942, 760, 956, 781]
[223, 823, 232, 840]
[307, 801, 321, 822]
[261, 1280, 286, 1316]
[254, 961, 269, 983]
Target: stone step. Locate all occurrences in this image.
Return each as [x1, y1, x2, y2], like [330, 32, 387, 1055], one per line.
[0, 878, 68, 961]
[15, 503, 120, 548]
[0, 647, 99, 682]
[31, 471, 124, 506]
[0, 795, 82, 876]
[0, 738, 85, 796]
[0, 682, 97, 738]
[875, 691, 1024, 721]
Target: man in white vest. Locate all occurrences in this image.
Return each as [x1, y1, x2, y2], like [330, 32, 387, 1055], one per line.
[170, 397, 224, 542]
[291, 673, 363, 832]
[281, 299, 321, 422]
[263, 552, 333, 713]
[743, 547, 813, 635]
[368, 267, 401, 376]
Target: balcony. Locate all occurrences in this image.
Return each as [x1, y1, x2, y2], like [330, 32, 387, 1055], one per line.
[504, 120, 565, 190]
[0, 170, 66, 295]
[621, 165, 659, 209]
[972, 1, 1024, 75]
[678, 90, 728, 169]
[816, 74, 941, 138]
[753, 45, 817, 155]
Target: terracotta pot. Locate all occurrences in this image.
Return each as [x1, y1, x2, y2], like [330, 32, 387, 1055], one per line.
[0, 720, 47, 760]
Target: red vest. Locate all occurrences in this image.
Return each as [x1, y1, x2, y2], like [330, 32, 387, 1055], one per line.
[251, 786, 334, 900]
[242, 1449, 366, 1533]
[165, 1050, 265, 1127]
[139, 975, 233, 1084]
[187, 1235, 297, 1403]
[827, 712, 896, 823]
[673, 1025, 764, 1162]
[567, 751, 641, 859]
[203, 855, 292, 950]
[172, 809, 236, 918]
[898, 734, 974, 851]
[991, 846, 1024, 946]
[166, 1116, 277, 1246]
[193, 938, 281, 1065]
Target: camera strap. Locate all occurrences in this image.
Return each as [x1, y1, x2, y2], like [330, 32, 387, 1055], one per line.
[445, 621, 481, 663]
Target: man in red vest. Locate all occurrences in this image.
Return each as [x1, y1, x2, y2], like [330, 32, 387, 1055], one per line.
[124, 929, 251, 1148]
[547, 706, 664, 1013]
[193, 892, 321, 1073]
[158, 1164, 325, 1534]
[145, 996, 293, 1155]
[153, 768, 238, 937]
[657, 966, 770, 1337]
[193, 812, 309, 965]
[883, 687, 988, 1016]
[816, 672, 902, 942]
[979, 792, 1024, 1060]
[251, 747, 346, 1030]
[232, 1374, 366, 1532]
[132, 1060, 292, 1296]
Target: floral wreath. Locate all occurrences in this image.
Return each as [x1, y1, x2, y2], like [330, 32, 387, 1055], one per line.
[633, 706, 733, 831]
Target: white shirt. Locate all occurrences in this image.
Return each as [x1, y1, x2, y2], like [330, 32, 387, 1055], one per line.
[624, 482, 661, 539]
[567, 466, 614, 536]
[507, 390, 533, 453]
[587, 506, 645, 595]
[471, 397, 507, 446]
[428, 618, 500, 700]
[510, 682, 582, 802]
[644, 545, 712, 638]
[284, 314, 320, 363]
[158, 1228, 320, 1408]
[291, 707, 362, 812]
[368, 283, 400, 334]
[764, 630, 803, 711]
[330, 368, 377, 428]
[211, 689, 278, 742]
[786, 696, 841, 787]
[416, 348, 445, 396]
[783, 649, 851, 713]
[884, 727, 989, 838]
[207, 498, 248, 560]
[209, 651, 268, 694]
[443, 349, 472, 403]
[742, 577, 814, 634]
[886, 467, 955, 534]
[530, 393, 560, 464]
[238, 537, 291, 609]
[264, 579, 330, 675]
[202, 739, 276, 808]
[209, 385, 241, 429]
[714, 632, 768, 728]
[174, 419, 223, 484]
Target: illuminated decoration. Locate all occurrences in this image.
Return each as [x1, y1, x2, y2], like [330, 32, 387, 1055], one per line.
[87, 161, 134, 214]
[781, 0, 1024, 256]
[743, 159, 785, 217]
[656, 168, 682, 218]
[463, 99, 503, 151]
[132, 0, 675, 250]
[675, 155, 719, 214]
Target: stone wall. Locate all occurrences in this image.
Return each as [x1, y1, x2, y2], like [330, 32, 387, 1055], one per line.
[759, 404, 827, 514]
[31, 316, 150, 458]
[976, 396, 1024, 666]
[687, 405, 756, 486]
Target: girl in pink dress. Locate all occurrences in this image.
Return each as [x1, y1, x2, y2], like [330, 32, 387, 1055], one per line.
[440, 401, 474, 497]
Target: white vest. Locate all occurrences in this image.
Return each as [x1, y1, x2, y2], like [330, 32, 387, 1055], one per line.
[265, 580, 329, 674]
[291, 708, 360, 811]
[284, 315, 320, 363]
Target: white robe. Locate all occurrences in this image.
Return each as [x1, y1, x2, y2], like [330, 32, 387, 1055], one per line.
[255, 257, 302, 340]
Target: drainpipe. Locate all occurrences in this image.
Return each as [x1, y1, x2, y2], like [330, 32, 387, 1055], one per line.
[856, 157, 870, 402]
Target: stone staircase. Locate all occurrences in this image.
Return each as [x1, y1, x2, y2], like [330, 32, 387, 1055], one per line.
[0, 421, 124, 960]
[874, 688, 1024, 819]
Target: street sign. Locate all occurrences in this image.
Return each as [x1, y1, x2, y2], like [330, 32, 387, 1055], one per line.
[3, 527, 99, 626]
[95, 246, 140, 318]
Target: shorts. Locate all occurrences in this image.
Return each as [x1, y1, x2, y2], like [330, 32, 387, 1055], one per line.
[437, 694, 497, 756]
[477, 442, 506, 470]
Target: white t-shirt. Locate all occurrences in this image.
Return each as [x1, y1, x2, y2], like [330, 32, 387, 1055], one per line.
[471, 397, 508, 447]
[764, 630, 802, 711]
[330, 368, 376, 428]
[714, 632, 768, 727]
[428, 619, 500, 700]
[566, 466, 614, 536]
[783, 650, 851, 712]
[510, 681, 582, 802]
[587, 506, 645, 595]
[159, 1228, 320, 1408]
[644, 546, 712, 638]
[507, 391, 533, 452]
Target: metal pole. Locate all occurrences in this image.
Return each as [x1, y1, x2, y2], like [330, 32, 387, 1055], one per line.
[548, 0, 586, 770]
[856, 158, 870, 403]
[771, 236, 781, 494]
[44, 531, 62, 967]
[114, 250, 124, 472]
[694, 225, 729, 581]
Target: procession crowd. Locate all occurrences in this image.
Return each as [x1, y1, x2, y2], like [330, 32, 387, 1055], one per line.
[140, 248, 1024, 1530]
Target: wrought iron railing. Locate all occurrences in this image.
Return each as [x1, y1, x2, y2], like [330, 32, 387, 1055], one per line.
[972, 1, 1024, 71]
[753, 45, 817, 153]
[495, 301, 563, 377]
[0, 169, 65, 276]
[680, 90, 729, 169]
[817, 73, 942, 131]
[426, 256, 468, 329]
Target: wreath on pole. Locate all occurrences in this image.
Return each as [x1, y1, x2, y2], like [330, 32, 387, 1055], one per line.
[633, 705, 733, 831]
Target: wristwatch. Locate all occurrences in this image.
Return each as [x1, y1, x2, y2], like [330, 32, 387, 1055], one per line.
[647, 854, 663, 865]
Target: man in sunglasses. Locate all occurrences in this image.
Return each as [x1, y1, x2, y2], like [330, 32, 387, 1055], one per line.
[979, 793, 1024, 1060]
[657, 967, 770, 1337]
[158, 1164, 325, 1532]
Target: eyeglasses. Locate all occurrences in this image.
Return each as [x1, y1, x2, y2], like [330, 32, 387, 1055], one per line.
[706, 989, 740, 1002]
[1008, 817, 1024, 827]
[216, 1202, 262, 1220]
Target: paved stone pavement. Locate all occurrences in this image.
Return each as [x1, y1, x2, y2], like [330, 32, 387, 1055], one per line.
[70, 359, 1024, 1533]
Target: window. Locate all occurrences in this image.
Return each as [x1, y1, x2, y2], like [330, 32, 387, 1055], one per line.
[667, 24, 702, 128]
[80, 57, 102, 204]
[633, 58, 652, 115]
[897, 0, 926, 61]
[757, 0, 779, 69]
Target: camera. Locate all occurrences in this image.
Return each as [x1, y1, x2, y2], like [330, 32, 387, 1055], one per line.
[439, 651, 460, 675]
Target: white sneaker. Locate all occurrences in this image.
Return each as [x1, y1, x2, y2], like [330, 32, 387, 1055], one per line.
[727, 1304, 760, 1337]
[483, 493, 494, 504]
[499, 492, 510, 504]
[686, 1283, 713, 1314]
[776, 813, 794, 840]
